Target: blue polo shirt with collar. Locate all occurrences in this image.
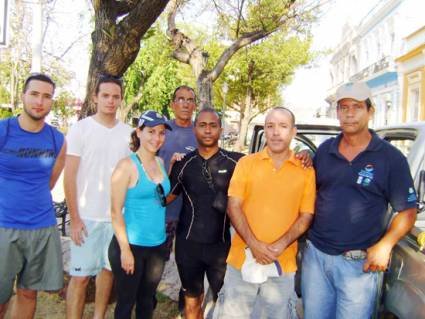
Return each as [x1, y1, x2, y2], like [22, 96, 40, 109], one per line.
[308, 130, 417, 255]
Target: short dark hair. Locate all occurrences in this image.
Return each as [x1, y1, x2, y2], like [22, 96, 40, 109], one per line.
[95, 74, 123, 96]
[23, 73, 56, 94]
[194, 107, 222, 127]
[172, 85, 196, 101]
[268, 107, 296, 127]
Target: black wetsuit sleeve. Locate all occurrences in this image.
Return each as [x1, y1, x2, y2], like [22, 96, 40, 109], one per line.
[169, 160, 183, 196]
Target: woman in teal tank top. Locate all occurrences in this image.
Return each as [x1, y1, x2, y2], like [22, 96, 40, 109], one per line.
[109, 110, 172, 319]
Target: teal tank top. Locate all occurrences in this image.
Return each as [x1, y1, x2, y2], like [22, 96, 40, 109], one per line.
[124, 153, 170, 246]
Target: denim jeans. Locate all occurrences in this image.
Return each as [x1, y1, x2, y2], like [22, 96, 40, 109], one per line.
[213, 265, 298, 319]
[301, 240, 380, 319]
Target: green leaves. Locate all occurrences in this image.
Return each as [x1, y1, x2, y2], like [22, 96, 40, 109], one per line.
[122, 26, 185, 119]
[213, 31, 313, 113]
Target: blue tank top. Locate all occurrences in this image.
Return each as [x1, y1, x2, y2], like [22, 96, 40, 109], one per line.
[0, 117, 64, 229]
[124, 153, 170, 246]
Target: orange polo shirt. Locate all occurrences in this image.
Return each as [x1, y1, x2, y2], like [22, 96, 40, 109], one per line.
[227, 147, 316, 273]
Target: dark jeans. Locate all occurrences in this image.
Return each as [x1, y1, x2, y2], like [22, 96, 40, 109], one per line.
[108, 236, 167, 319]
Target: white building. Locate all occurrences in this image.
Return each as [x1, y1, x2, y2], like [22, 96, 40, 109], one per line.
[326, 0, 424, 126]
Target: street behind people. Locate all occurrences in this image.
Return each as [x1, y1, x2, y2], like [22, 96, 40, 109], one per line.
[168, 108, 244, 319]
[302, 81, 417, 319]
[64, 75, 132, 319]
[214, 107, 316, 319]
[109, 110, 171, 319]
[0, 73, 66, 319]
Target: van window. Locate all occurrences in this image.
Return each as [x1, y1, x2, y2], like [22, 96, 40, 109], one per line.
[384, 138, 415, 157]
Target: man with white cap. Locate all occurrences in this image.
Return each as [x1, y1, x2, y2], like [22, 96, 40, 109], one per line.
[301, 81, 417, 319]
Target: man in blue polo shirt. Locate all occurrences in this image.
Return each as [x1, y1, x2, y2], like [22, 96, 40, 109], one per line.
[302, 82, 417, 319]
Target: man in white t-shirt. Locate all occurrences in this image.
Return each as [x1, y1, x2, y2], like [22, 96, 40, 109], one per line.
[64, 75, 132, 319]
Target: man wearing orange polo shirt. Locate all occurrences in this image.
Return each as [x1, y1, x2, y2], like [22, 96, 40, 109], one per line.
[214, 107, 316, 319]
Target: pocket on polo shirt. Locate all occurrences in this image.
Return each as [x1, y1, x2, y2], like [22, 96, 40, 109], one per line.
[354, 164, 385, 196]
[354, 178, 384, 198]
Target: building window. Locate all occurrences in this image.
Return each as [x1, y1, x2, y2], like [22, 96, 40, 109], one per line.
[407, 87, 420, 122]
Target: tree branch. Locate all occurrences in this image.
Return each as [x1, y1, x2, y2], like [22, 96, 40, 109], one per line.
[119, 0, 169, 38]
[171, 49, 190, 63]
[235, 0, 245, 38]
[166, 0, 178, 37]
[58, 32, 92, 60]
[167, 0, 200, 66]
[114, 0, 138, 17]
[209, 29, 273, 82]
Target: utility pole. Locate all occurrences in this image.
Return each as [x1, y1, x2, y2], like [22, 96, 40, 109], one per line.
[31, 0, 43, 72]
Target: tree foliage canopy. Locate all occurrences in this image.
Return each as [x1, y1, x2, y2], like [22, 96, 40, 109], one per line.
[214, 33, 313, 114]
[167, 0, 318, 108]
[122, 27, 185, 119]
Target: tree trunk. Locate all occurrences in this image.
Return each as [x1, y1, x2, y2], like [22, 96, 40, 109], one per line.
[235, 91, 253, 151]
[197, 72, 213, 109]
[117, 103, 134, 123]
[235, 60, 255, 151]
[81, 0, 170, 118]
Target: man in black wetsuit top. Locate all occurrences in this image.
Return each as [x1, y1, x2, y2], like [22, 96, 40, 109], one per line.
[168, 107, 244, 319]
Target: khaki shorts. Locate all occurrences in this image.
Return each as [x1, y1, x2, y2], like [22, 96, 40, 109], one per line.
[0, 226, 63, 304]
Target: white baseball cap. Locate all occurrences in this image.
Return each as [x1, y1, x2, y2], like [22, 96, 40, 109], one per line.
[336, 82, 372, 103]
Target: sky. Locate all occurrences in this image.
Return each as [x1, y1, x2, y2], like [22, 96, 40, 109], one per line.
[42, 0, 93, 97]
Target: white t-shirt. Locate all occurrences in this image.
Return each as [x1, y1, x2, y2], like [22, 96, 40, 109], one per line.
[66, 117, 132, 221]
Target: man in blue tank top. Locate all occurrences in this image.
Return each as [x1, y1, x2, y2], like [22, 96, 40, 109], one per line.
[0, 74, 66, 319]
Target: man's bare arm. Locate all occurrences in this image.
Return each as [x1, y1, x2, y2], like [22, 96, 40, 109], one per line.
[50, 141, 66, 190]
[64, 155, 86, 245]
[364, 207, 416, 272]
[228, 196, 276, 264]
[268, 212, 314, 257]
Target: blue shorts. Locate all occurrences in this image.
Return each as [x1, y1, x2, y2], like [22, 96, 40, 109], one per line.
[69, 220, 113, 276]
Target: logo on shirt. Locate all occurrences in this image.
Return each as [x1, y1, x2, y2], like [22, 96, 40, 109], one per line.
[218, 169, 227, 173]
[357, 164, 374, 187]
[185, 146, 195, 152]
[2, 147, 55, 158]
[407, 187, 417, 203]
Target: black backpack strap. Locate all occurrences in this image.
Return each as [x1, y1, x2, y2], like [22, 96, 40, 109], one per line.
[0, 118, 11, 151]
[48, 124, 60, 157]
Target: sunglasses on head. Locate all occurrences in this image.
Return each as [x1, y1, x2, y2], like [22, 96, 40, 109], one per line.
[99, 73, 123, 83]
[156, 183, 166, 207]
